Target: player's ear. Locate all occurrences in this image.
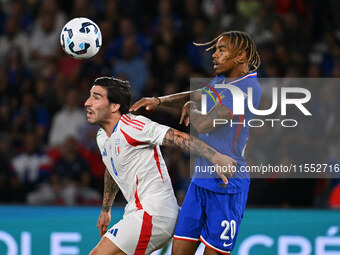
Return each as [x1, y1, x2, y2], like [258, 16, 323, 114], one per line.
[111, 103, 121, 113]
[236, 51, 247, 64]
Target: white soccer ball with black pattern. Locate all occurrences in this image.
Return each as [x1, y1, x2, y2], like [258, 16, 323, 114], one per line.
[60, 17, 102, 59]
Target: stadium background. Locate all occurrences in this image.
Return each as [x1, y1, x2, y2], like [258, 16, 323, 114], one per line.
[0, 0, 339, 254]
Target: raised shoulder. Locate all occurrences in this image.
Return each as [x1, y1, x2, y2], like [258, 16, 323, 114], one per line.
[127, 113, 149, 123]
[120, 113, 169, 146]
[120, 113, 149, 132]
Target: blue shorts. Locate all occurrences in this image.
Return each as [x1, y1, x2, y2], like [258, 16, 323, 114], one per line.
[174, 182, 248, 254]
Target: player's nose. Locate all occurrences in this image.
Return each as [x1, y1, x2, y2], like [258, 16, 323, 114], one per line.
[84, 97, 91, 107]
[212, 50, 218, 59]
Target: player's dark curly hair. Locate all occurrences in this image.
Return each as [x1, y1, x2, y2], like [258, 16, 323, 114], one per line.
[93, 77, 132, 114]
[194, 31, 261, 73]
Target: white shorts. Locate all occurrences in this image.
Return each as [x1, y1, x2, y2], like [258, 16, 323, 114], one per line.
[104, 209, 177, 255]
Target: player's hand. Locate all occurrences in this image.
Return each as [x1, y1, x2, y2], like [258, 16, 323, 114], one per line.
[97, 210, 111, 237]
[129, 97, 160, 113]
[212, 153, 237, 185]
[179, 101, 192, 126]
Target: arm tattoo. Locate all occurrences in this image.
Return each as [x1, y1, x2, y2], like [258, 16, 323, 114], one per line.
[159, 90, 200, 109]
[102, 169, 119, 212]
[190, 103, 232, 133]
[160, 93, 190, 108]
[163, 128, 216, 161]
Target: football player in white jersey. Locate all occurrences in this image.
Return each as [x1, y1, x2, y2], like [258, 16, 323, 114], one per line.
[85, 77, 236, 255]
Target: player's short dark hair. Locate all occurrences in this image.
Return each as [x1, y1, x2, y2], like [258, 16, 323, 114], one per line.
[93, 77, 132, 114]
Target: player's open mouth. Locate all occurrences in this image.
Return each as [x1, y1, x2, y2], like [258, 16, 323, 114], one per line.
[86, 109, 94, 118]
[213, 61, 219, 69]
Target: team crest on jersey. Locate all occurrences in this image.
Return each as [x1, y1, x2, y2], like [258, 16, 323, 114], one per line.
[114, 139, 120, 156]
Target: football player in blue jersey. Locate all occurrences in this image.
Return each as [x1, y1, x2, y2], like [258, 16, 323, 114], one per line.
[130, 31, 261, 255]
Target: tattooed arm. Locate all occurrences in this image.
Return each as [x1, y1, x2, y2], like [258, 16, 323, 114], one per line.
[129, 90, 201, 113]
[158, 90, 201, 108]
[162, 128, 236, 184]
[180, 101, 232, 133]
[97, 169, 119, 237]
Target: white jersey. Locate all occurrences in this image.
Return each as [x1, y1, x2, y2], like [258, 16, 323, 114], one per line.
[97, 113, 179, 218]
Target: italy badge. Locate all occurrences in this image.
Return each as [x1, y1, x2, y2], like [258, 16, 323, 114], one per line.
[114, 139, 120, 156]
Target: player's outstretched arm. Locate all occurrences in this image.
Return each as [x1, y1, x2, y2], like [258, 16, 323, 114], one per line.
[97, 169, 120, 237]
[129, 90, 201, 113]
[180, 101, 232, 133]
[162, 128, 236, 184]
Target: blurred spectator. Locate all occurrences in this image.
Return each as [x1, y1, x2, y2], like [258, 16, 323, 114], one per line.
[307, 64, 322, 78]
[113, 38, 149, 100]
[0, 133, 14, 202]
[11, 90, 49, 144]
[151, 0, 182, 33]
[0, 68, 17, 131]
[150, 44, 174, 86]
[98, 19, 116, 62]
[185, 18, 213, 74]
[102, 0, 120, 26]
[0, 15, 29, 67]
[152, 17, 185, 59]
[181, 0, 205, 34]
[11, 132, 52, 196]
[105, 17, 150, 61]
[5, 46, 31, 91]
[328, 138, 340, 189]
[321, 32, 340, 77]
[237, 0, 261, 21]
[28, 136, 100, 205]
[78, 133, 106, 192]
[245, 3, 277, 45]
[57, 50, 83, 85]
[202, 0, 226, 19]
[49, 88, 86, 148]
[69, 0, 96, 21]
[7, 0, 34, 33]
[29, 0, 66, 72]
[77, 49, 112, 88]
[174, 58, 192, 90]
[35, 77, 62, 117]
[329, 183, 340, 208]
[0, 102, 11, 133]
[319, 137, 340, 208]
[52, 136, 100, 205]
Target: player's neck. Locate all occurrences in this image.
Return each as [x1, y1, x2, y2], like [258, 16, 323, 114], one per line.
[102, 113, 122, 137]
[225, 66, 250, 81]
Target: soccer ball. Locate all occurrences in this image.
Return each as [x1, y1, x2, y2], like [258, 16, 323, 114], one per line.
[60, 17, 102, 59]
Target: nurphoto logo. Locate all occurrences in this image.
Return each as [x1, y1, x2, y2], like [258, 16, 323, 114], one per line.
[201, 83, 312, 128]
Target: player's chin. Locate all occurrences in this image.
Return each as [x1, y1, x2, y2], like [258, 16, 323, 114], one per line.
[215, 67, 228, 77]
[215, 70, 223, 76]
[86, 117, 96, 125]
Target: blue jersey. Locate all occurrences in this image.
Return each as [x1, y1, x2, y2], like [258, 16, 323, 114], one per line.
[192, 72, 261, 194]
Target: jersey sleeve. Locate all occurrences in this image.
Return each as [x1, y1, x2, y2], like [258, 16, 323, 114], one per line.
[120, 114, 169, 146]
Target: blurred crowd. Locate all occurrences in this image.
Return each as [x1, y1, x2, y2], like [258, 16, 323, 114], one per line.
[0, 0, 339, 208]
